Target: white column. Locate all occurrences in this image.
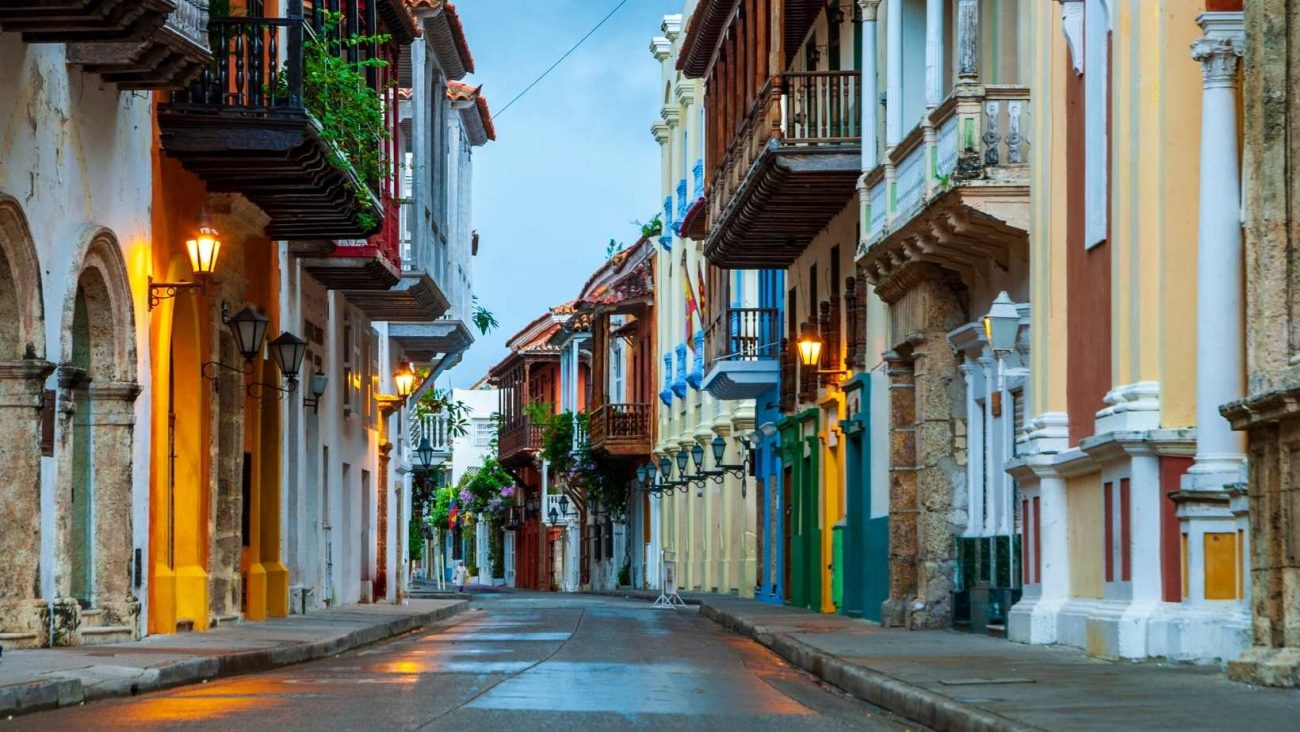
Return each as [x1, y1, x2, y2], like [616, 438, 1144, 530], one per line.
[957, 0, 979, 83]
[924, 0, 944, 106]
[859, 1, 882, 169]
[1187, 13, 1246, 489]
[885, 0, 903, 145]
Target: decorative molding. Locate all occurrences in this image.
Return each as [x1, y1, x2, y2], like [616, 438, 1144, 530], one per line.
[661, 13, 682, 41]
[1191, 35, 1244, 90]
[1017, 411, 1070, 456]
[1095, 381, 1162, 433]
[649, 36, 672, 62]
[1057, 0, 1084, 76]
[650, 120, 671, 145]
[856, 0, 882, 22]
[674, 81, 697, 108]
[1192, 12, 1244, 89]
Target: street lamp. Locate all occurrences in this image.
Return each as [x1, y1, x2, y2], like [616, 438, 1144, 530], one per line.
[415, 436, 436, 472]
[796, 321, 822, 367]
[394, 363, 416, 398]
[228, 307, 269, 363]
[302, 370, 328, 412]
[268, 331, 307, 386]
[983, 291, 1020, 390]
[149, 214, 222, 310]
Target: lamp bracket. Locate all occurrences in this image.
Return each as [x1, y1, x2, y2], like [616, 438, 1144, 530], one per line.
[148, 276, 209, 311]
[247, 378, 299, 399]
[377, 394, 404, 417]
[201, 359, 254, 387]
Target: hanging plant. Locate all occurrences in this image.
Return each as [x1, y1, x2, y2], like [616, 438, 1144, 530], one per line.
[279, 10, 390, 229]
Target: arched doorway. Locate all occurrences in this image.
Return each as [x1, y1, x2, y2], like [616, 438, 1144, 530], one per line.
[57, 231, 139, 643]
[0, 196, 50, 648]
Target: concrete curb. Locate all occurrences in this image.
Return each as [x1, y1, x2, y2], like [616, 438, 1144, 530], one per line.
[697, 603, 1041, 732]
[0, 600, 469, 719]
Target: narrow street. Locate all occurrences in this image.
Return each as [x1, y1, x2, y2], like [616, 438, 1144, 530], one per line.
[9, 595, 915, 731]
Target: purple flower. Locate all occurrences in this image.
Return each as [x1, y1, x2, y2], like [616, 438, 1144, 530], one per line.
[459, 489, 473, 505]
[499, 485, 515, 498]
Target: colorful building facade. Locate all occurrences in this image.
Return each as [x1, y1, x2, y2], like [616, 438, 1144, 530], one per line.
[0, 0, 486, 647]
[652, 9, 759, 599]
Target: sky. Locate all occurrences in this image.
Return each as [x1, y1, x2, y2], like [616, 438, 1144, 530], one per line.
[441, 0, 682, 389]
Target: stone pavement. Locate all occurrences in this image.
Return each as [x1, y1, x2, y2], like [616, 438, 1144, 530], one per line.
[606, 590, 1300, 731]
[0, 599, 467, 718]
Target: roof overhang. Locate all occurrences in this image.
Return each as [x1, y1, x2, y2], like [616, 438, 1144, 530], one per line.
[390, 320, 474, 363]
[343, 270, 451, 321]
[412, 1, 474, 80]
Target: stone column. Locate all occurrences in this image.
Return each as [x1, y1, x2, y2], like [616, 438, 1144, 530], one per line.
[957, 0, 980, 83]
[1186, 13, 1246, 489]
[882, 350, 917, 626]
[925, 0, 945, 106]
[88, 382, 142, 633]
[885, 0, 903, 145]
[375, 442, 392, 600]
[859, 1, 882, 169]
[0, 360, 54, 647]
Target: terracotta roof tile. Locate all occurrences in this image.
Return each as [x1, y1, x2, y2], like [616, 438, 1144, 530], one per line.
[447, 80, 497, 142]
[406, 0, 475, 74]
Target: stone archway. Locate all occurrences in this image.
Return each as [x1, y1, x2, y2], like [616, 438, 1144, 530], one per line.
[55, 229, 140, 643]
[0, 195, 52, 648]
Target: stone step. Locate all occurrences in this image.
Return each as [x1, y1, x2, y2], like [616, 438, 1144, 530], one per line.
[0, 631, 41, 650]
[78, 625, 134, 645]
[210, 613, 241, 628]
[78, 608, 105, 628]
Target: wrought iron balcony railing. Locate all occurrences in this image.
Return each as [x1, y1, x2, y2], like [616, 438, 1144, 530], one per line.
[705, 307, 780, 372]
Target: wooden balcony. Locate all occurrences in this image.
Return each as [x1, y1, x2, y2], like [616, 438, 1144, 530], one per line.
[498, 419, 544, 465]
[158, 9, 384, 241]
[704, 71, 861, 269]
[703, 307, 781, 400]
[858, 86, 1031, 302]
[0, 0, 212, 89]
[588, 403, 653, 457]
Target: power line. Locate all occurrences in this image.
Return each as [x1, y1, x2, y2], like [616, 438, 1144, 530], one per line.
[494, 0, 632, 119]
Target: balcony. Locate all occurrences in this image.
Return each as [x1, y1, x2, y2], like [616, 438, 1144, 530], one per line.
[158, 10, 384, 242]
[389, 319, 473, 368]
[410, 412, 452, 467]
[702, 307, 780, 400]
[858, 86, 1031, 301]
[589, 403, 652, 457]
[0, 0, 211, 89]
[498, 419, 544, 465]
[704, 71, 861, 269]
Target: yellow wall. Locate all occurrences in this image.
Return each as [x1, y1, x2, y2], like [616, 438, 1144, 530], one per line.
[1067, 473, 1103, 599]
[1110, 1, 1204, 426]
[1028, 0, 1070, 418]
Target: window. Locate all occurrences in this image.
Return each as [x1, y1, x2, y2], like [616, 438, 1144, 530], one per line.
[342, 314, 354, 416]
[473, 420, 495, 447]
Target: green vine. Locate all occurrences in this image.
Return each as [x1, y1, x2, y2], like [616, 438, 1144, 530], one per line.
[532, 406, 629, 520]
[289, 11, 390, 230]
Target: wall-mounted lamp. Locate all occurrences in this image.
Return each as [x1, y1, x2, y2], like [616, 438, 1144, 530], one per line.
[415, 436, 436, 472]
[394, 363, 417, 399]
[983, 291, 1021, 390]
[149, 215, 221, 311]
[302, 371, 328, 413]
[202, 306, 306, 397]
[796, 320, 850, 377]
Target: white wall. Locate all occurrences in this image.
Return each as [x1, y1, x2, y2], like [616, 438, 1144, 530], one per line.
[0, 39, 155, 634]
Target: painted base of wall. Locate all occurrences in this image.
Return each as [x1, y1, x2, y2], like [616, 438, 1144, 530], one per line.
[1010, 596, 1249, 662]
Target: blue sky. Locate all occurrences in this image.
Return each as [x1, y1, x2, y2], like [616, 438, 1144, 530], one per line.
[443, 0, 681, 388]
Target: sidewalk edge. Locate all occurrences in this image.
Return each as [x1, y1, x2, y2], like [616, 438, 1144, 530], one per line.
[698, 602, 1042, 732]
[0, 600, 469, 719]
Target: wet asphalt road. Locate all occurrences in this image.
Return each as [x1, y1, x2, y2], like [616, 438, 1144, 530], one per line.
[10, 594, 920, 731]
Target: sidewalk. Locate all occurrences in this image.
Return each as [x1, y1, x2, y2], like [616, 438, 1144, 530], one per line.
[615, 590, 1300, 731]
[0, 599, 467, 718]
